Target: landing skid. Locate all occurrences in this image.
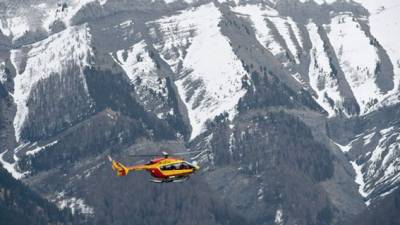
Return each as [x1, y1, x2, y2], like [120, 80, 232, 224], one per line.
[149, 176, 190, 183]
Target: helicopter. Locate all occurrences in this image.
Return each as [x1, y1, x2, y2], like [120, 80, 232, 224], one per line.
[108, 150, 208, 183]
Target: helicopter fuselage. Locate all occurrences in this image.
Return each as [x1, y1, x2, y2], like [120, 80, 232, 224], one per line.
[109, 156, 199, 182]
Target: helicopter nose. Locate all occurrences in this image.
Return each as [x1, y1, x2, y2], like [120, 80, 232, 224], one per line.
[194, 165, 200, 171]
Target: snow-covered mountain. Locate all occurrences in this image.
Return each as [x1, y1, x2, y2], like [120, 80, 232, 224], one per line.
[148, 3, 248, 139]
[1, 0, 400, 224]
[11, 23, 94, 142]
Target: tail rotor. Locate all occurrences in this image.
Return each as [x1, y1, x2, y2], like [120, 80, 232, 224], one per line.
[108, 155, 129, 176]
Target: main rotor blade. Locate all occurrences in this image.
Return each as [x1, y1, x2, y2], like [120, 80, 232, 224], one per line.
[169, 150, 210, 156]
[128, 150, 210, 157]
[128, 154, 163, 157]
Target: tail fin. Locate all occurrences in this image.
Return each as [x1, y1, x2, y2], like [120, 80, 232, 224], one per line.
[108, 155, 129, 176]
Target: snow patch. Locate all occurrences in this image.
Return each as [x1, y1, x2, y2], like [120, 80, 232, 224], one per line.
[380, 186, 398, 198]
[232, 5, 283, 56]
[0, 150, 28, 180]
[380, 126, 394, 136]
[268, 16, 301, 63]
[332, 138, 354, 153]
[355, 126, 400, 203]
[274, 208, 284, 225]
[351, 160, 369, 199]
[299, 0, 340, 4]
[0, 143, 30, 180]
[26, 140, 58, 156]
[42, 0, 102, 31]
[83, 162, 104, 178]
[352, 0, 400, 99]
[367, 128, 400, 182]
[112, 40, 158, 86]
[111, 40, 169, 118]
[325, 14, 382, 114]
[233, 4, 303, 63]
[163, 0, 196, 3]
[363, 132, 375, 146]
[0, 62, 7, 84]
[228, 132, 235, 156]
[307, 22, 344, 116]
[287, 17, 304, 49]
[4, 16, 29, 41]
[11, 24, 93, 142]
[0, 19, 11, 36]
[117, 20, 134, 29]
[149, 3, 247, 139]
[56, 192, 94, 215]
[257, 187, 264, 200]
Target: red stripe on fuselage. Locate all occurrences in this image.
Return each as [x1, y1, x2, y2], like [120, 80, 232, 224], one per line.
[148, 168, 167, 179]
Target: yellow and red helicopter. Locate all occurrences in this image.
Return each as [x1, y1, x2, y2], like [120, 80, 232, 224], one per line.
[108, 151, 207, 183]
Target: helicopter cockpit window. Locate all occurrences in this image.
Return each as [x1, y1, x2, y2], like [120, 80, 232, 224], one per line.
[161, 162, 193, 170]
[187, 162, 195, 169]
[179, 162, 193, 170]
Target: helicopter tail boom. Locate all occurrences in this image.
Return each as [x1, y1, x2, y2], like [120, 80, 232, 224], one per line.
[108, 155, 148, 176]
[108, 156, 130, 176]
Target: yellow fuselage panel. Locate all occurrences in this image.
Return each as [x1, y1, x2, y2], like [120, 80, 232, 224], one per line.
[161, 169, 193, 177]
[157, 159, 184, 165]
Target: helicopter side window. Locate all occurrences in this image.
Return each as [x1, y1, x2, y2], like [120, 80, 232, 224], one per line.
[181, 162, 193, 169]
[168, 163, 184, 170]
[180, 163, 186, 170]
[162, 164, 177, 170]
[171, 163, 180, 170]
[161, 163, 192, 170]
[176, 162, 191, 170]
[161, 165, 172, 170]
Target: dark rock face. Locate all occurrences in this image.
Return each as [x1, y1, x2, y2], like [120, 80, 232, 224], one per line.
[64, 166, 244, 225]
[83, 67, 177, 140]
[19, 110, 147, 174]
[21, 64, 93, 141]
[346, 188, 400, 225]
[194, 110, 335, 225]
[0, 167, 83, 225]
[327, 105, 400, 204]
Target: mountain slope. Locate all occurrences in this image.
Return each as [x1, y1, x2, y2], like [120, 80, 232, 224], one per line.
[11, 23, 94, 142]
[148, 3, 248, 139]
[346, 188, 400, 225]
[0, 167, 83, 225]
